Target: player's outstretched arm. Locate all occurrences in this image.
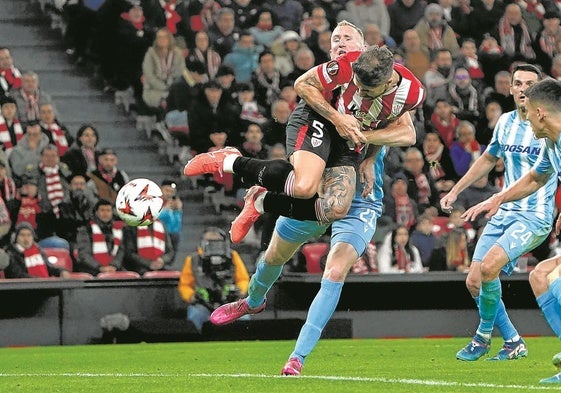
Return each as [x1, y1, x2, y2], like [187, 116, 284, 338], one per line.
[362, 111, 416, 147]
[294, 68, 366, 145]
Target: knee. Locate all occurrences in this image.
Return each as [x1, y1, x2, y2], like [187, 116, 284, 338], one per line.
[529, 268, 546, 291]
[292, 179, 319, 199]
[323, 264, 347, 282]
[465, 276, 480, 295]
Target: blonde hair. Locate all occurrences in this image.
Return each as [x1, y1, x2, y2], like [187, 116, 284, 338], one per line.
[336, 20, 365, 45]
[153, 28, 176, 56]
[446, 229, 469, 270]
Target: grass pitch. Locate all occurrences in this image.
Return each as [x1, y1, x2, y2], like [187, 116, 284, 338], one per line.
[0, 337, 559, 392]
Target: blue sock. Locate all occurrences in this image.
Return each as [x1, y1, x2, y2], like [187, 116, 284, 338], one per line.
[494, 298, 518, 341]
[478, 278, 502, 336]
[550, 279, 561, 305]
[536, 290, 561, 339]
[247, 258, 283, 308]
[290, 278, 343, 364]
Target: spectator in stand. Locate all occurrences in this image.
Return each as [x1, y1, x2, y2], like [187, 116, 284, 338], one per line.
[263, 0, 304, 32]
[0, 160, 18, 226]
[0, 47, 22, 98]
[285, 47, 315, 84]
[429, 99, 460, 149]
[186, 30, 221, 81]
[450, 120, 486, 176]
[533, 11, 561, 74]
[423, 48, 454, 113]
[248, 10, 285, 49]
[271, 30, 307, 77]
[141, 0, 190, 40]
[494, 3, 536, 63]
[388, 0, 425, 46]
[10, 71, 53, 124]
[262, 99, 291, 147]
[58, 174, 97, 247]
[382, 174, 419, 231]
[239, 123, 269, 161]
[410, 214, 440, 269]
[188, 80, 242, 154]
[9, 120, 49, 186]
[113, 4, 154, 108]
[86, 148, 129, 206]
[0, 96, 24, 157]
[141, 28, 185, 116]
[60, 124, 100, 178]
[414, 3, 460, 59]
[552, 53, 561, 79]
[337, 0, 391, 37]
[481, 70, 515, 113]
[59, 0, 97, 66]
[207, 8, 240, 59]
[351, 241, 378, 274]
[428, 228, 471, 272]
[24, 144, 72, 240]
[454, 173, 500, 230]
[230, 0, 262, 30]
[236, 83, 268, 130]
[178, 226, 250, 333]
[478, 35, 510, 89]
[378, 224, 424, 273]
[513, 0, 545, 36]
[279, 81, 298, 112]
[214, 64, 238, 104]
[447, 67, 482, 123]
[308, 30, 332, 65]
[454, 38, 486, 93]
[38, 103, 74, 157]
[222, 30, 263, 84]
[158, 179, 183, 256]
[15, 175, 40, 230]
[166, 60, 207, 116]
[476, 99, 503, 146]
[300, 7, 330, 44]
[4, 222, 71, 279]
[422, 131, 458, 197]
[399, 147, 441, 216]
[251, 50, 284, 116]
[122, 218, 175, 275]
[311, 0, 345, 29]
[470, 0, 504, 45]
[75, 199, 125, 276]
[397, 29, 430, 81]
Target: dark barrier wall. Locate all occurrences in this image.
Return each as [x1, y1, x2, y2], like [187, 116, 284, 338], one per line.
[0, 272, 553, 346]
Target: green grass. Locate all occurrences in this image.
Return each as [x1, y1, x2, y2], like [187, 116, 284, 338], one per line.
[0, 337, 559, 392]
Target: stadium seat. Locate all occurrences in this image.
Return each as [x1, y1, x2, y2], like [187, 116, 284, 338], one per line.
[67, 272, 94, 280]
[142, 270, 181, 279]
[43, 248, 73, 271]
[97, 271, 141, 280]
[432, 216, 451, 238]
[301, 242, 329, 273]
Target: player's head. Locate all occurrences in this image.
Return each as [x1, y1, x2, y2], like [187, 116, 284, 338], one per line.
[330, 20, 366, 60]
[351, 46, 394, 99]
[524, 78, 561, 139]
[510, 63, 542, 114]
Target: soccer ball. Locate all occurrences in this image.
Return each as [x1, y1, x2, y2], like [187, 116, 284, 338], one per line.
[115, 178, 164, 226]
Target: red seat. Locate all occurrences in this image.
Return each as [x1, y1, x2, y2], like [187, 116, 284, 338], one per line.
[432, 216, 451, 238]
[97, 271, 141, 280]
[142, 270, 181, 279]
[43, 248, 73, 271]
[301, 242, 329, 273]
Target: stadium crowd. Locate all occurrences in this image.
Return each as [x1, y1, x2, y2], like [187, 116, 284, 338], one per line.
[2, 0, 561, 279]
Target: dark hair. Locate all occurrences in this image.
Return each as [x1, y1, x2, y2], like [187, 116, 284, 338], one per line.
[352, 46, 394, 87]
[94, 198, 113, 212]
[76, 124, 99, 147]
[258, 49, 274, 64]
[511, 63, 543, 82]
[525, 78, 561, 111]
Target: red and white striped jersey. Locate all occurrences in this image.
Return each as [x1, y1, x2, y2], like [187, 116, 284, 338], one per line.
[317, 51, 425, 131]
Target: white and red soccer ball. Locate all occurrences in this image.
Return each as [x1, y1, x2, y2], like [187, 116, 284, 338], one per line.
[115, 178, 164, 226]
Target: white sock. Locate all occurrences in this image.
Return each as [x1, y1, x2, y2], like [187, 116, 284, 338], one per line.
[254, 191, 266, 214]
[223, 154, 238, 174]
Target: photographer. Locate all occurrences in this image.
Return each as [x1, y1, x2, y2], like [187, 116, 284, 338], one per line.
[178, 227, 249, 333]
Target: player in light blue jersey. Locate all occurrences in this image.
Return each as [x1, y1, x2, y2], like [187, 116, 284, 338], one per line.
[441, 64, 557, 361]
[463, 77, 561, 383]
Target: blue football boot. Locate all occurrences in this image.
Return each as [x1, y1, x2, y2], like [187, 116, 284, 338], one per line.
[540, 372, 561, 384]
[486, 338, 527, 361]
[456, 334, 490, 361]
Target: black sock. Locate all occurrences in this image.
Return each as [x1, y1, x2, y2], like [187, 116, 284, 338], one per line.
[233, 157, 293, 192]
[262, 192, 319, 221]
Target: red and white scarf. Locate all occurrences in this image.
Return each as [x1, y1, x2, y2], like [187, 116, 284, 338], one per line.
[161, 0, 181, 35]
[42, 122, 69, 156]
[18, 243, 49, 278]
[0, 115, 23, 154]
[91, 221, 124, 266]
[136, 220, 166, 260]
[498, 16, 535, 59]
[41, 164, 64, 218]
[0, 66, 22, 93]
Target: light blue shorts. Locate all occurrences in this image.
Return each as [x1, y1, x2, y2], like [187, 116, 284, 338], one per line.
[275, 196, 382, 257]
[472, 214, 551, 275]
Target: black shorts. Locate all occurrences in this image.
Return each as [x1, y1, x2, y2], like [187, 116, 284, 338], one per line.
[285, 101, 360, 169]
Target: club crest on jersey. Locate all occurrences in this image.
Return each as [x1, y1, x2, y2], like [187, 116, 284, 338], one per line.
[311, 137, 323, 148]
[326, 61, 339, 76]
[391, 103, 404, 116]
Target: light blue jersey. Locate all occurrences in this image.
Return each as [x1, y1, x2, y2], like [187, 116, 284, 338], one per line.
[472, 111, 556, 273]
[276, 146, 385, 257]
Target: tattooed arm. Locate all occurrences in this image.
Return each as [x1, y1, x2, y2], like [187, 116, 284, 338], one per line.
[362, 111, 416, 147]
[294, 68, 366, 145]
